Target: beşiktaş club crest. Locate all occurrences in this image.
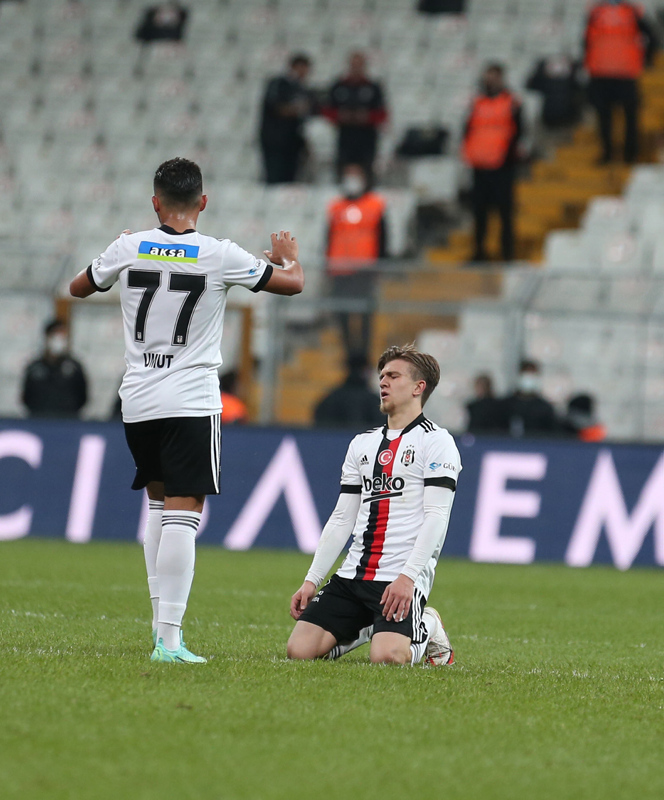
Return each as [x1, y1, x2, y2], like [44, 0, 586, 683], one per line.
[401, 445, 415, 466]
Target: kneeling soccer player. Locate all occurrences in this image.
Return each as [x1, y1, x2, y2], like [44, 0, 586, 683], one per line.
[288, 344, 461, 666]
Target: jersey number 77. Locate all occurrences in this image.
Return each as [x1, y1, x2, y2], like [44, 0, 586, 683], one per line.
[127, 269, 207, 347]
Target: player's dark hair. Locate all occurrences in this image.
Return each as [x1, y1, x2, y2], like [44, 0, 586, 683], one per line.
[44, 319, 66, 337]
[485, 62, 504, 76]
[289, 53, 311, 69]
[377, 344, 440, 406]
[153, 158, 203, 208]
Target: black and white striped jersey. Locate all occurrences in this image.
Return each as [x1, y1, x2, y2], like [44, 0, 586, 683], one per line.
[335, 414, 461, 597]
[88, 225, 272, 422]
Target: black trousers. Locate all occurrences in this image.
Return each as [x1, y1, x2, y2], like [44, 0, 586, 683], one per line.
[329, 270, 377, 360]
[261, 143, 303, 184]
[337, 127, 378, 179]
[589, 77, 639, 163]
[472, 165, 515, 261]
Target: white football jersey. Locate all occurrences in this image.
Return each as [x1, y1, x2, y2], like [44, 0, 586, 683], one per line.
[336, 414, 461, 597]
[88, 225, 272, 422]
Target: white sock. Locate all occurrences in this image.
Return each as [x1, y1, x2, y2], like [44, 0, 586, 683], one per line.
[143, 499, 164, 631]
[156, 510, 201, 651]
[410, 610, 434, 665]
[327, 626, 373, 661]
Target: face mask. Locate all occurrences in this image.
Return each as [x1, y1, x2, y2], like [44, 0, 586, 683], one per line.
[483, 82, 501, 97]
[342, 176, 365, 198]
[47, 333, 68, 357]
[517, 373, 540, 394]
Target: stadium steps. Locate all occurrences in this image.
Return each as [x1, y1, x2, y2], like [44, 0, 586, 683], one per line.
[275, 328, 346, 426]
[272, 266, 499, 425]
[425, 49, 664, 267]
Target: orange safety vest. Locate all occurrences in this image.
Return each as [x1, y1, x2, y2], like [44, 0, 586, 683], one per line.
[579, 423, 607, 442]
[327, 192, 385, 275]
[221, 392, 247, 424]
[585, 2, 645, 79]
[462, 91, 517, 170]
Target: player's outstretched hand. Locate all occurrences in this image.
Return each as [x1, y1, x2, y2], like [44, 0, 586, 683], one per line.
[290, 580, 317, 620]
[380, 574, 414, 623]
[264, 230, 299, 266]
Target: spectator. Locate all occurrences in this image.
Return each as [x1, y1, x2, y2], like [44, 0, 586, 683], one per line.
[584, 0, 658, 164]
[462, 63, 523, 263]
[326, 163, 388, 360]
[220, 370, 248, 425]
[259, 53, 316, 185]
[314, 354, 384, 429]
[322, 51, 388, 179]
[22, 319, 88, 418]
[135, 2, 188, 44]
[562, 393, 607, 442]
[503, 360, 556, 437]
[466, 374, 507, 433]
[527, 54, 584, 129]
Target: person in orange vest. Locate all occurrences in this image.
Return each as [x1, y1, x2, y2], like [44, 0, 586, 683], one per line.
[220, 370, 248, 425]
[462, 63, 523, 263]
[562, 393, 607, 442]
[584, 1, 658, 164]
[326, 163, 388, 360]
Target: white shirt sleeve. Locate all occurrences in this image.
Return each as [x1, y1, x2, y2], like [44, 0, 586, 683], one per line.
[422, 429, 462, 490]
[221, 241, 272, 291]
[339, 436, 362, 489]
[401, 485, 455, 582]
[305, 492, 361, 588]
[88, 237, 125, 291]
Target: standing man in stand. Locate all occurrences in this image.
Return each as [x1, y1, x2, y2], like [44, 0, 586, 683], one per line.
[462, 63, 523, 263]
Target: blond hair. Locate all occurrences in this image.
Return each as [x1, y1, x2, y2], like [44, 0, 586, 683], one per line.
[377, 344, 440, 406]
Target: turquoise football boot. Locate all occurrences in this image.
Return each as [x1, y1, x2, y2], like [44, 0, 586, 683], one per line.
[150, 638, 207, 664]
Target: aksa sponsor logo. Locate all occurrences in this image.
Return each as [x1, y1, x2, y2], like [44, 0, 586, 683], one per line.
[137, 241, 200, 262]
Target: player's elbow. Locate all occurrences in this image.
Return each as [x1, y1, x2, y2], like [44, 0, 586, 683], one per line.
[286, 275, 304, 295]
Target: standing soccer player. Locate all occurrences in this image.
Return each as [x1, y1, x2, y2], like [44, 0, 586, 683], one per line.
[288, 344, 460, 666]
[70, 158, 303, 663]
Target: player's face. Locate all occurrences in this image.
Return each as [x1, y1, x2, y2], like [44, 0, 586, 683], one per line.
[379, 359, 424, 414]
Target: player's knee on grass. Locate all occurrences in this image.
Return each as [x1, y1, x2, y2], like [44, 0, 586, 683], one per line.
[287, 621, 336, 660]
[369, 633, 411, 665]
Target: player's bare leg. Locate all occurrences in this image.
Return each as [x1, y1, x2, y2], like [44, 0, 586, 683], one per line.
[369, 632, 412, 665]
[287, 621, 338, 660]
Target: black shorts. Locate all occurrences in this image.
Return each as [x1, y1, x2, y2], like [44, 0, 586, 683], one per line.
[300, 574, 428, 645]
[124, 414, 221, 496]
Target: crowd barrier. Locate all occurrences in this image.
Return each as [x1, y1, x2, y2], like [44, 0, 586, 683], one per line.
[0, 420, 663, 570]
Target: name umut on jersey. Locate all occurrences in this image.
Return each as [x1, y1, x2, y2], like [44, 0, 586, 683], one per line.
[336, 414, 461, 597]
[88, 226, 272, 423]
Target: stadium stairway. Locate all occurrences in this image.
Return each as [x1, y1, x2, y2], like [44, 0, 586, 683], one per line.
[428, 51, 664, 265]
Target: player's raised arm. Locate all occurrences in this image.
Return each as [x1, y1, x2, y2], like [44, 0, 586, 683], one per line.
[262, 230, 304, 296]
[69, 267, 98, 298]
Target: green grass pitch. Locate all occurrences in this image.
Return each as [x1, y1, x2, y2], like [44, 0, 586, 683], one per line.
[0, 539, 663, 800]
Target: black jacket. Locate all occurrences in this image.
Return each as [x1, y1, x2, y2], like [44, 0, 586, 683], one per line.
[22, 355, 87, 418]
